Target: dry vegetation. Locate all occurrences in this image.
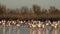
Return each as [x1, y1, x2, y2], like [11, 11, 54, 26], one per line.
[0, 4, 60, 20]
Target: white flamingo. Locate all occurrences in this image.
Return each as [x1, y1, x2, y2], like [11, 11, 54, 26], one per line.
[1, 20, 6, 34]
[37, 21, 43, 34]
[51, 21, 58, 34]
[27, 21, 37, 34]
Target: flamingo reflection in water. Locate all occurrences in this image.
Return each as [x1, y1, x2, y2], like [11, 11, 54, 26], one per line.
[0, 21, 3, 34]
[1, 20, 24, 34]
[58, 21, 60, 34]
[0, 19, 60, 34]
[1, 20, 6, 34]
[45, 20, 52, 34]
[51, 21, 58, 34]
[27, 21, 37, 34]
[37, 21, 43, 34]
[28, 21, 45, 34]
[11, 20, 22, 34]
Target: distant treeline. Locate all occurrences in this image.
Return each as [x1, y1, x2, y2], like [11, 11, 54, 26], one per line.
[0, 4, 60, 20]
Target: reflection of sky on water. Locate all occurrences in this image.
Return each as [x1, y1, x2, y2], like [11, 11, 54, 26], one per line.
[0, 26, 3, 34]
[0, 25, 60, 34]
[20, 26, 29, 34]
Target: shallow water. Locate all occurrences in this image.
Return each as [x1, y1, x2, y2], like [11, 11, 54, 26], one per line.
[0, 25, 60, 34]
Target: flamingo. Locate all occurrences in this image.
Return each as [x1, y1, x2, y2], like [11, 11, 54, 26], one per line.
[51, 21, 58, 34]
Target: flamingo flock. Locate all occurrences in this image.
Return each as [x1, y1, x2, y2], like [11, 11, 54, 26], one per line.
[0, 19, 60, 34]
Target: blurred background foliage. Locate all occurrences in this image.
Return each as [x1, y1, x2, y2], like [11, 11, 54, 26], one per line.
[0, 4, 60, 20]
